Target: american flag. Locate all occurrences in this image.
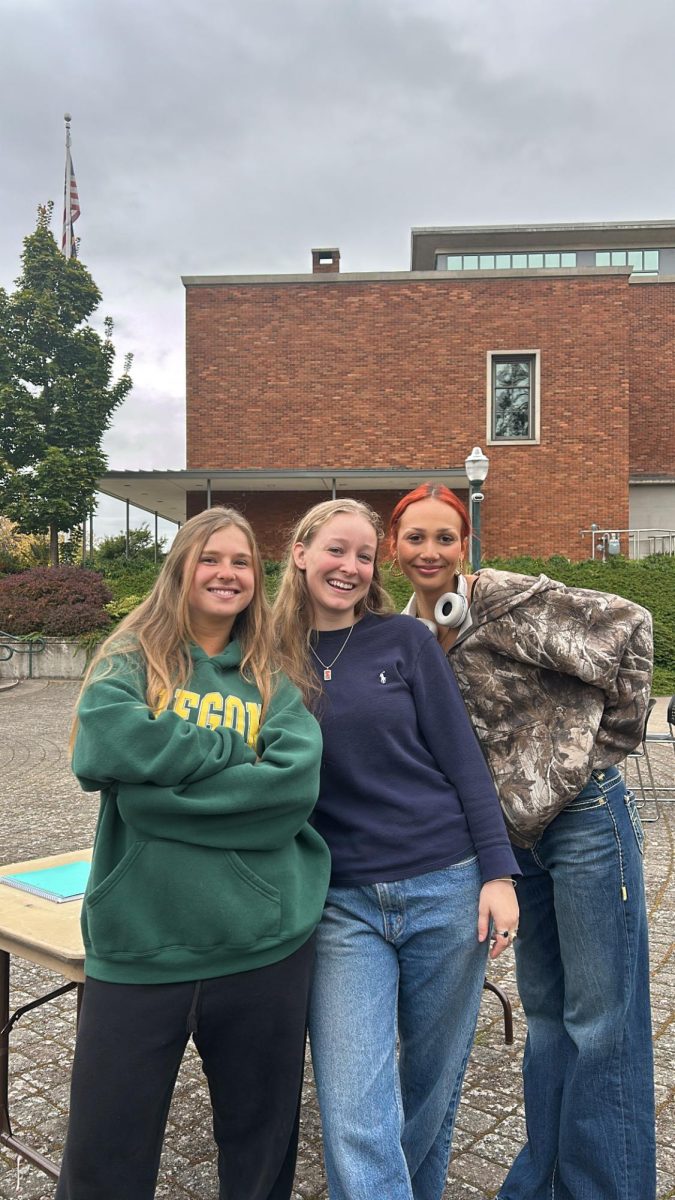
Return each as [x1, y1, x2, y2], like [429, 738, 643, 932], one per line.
[61, 144, 80, 259]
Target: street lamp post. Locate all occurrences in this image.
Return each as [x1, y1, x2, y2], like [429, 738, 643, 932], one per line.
[464, 446, 489, 572]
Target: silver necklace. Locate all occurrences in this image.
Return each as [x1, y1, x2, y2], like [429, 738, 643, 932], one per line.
[309, 624, 355, 681]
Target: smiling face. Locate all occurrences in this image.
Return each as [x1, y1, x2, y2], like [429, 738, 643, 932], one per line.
[186, 524, 255, 649]
[293, 512, 378, 630]
[395, 497, 468, 605]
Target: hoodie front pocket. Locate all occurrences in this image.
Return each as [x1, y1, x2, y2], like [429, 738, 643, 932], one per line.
[85, 841, 282, 960]
[474, 719, 595, 839]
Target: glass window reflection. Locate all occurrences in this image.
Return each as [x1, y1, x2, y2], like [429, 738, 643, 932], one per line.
[644, 250, 659, 271]
[492, 357, 534, 440]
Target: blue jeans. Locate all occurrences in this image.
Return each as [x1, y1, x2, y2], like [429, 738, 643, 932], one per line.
[499, 767, 655, 1200]
[308, 858, 488, 1200]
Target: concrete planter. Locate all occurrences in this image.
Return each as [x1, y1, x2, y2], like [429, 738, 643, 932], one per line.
[0, 637, 97, 680]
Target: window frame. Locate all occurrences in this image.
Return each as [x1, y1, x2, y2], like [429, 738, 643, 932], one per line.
[486, 350, 541, 445]
[434, 251, 577, 271]
[594, 248, 660, 275]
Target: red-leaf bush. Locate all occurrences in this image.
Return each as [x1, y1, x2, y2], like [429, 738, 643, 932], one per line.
[0, 567, 113, 637]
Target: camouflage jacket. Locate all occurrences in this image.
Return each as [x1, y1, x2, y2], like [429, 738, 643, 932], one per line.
[428, 570, 652, 848]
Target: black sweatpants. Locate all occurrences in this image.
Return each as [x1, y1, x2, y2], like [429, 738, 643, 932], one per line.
[55, 936, 315, 1200]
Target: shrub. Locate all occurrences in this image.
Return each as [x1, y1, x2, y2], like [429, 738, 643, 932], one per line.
[263, 560, 282, 602]
[87, 525, 164, 604]
[99, 561, 161, 602]
[0, 567, 113, 637]
[106, 594, 146, 622]
[380, 561, 413, 612]
[0, 549, 24, 576]
[0, 517, 50, 573]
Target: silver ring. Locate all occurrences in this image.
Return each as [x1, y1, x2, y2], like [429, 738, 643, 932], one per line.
[497, 929, 510, 939]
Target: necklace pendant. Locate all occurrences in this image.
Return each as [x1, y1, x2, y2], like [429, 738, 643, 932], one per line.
[323, 668, 332, 681]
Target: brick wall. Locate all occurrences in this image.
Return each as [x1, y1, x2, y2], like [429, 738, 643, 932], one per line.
[186, 273, 632, 559]
[629, 281, 675, 475]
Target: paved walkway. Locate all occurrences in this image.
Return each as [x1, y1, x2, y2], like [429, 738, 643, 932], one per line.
[0, 681, 673, 1200]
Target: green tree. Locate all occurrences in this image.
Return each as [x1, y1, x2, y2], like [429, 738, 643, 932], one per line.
[0, 202, 132, 565]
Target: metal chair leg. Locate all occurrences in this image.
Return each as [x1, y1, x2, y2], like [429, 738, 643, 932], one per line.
[482, 978, 514, 1045]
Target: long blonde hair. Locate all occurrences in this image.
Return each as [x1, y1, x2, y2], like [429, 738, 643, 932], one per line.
[273, 498, 394, 706]
[71, 507, 274, 748]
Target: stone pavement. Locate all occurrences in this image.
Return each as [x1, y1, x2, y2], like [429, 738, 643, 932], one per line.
[0, 680, 673, 1200]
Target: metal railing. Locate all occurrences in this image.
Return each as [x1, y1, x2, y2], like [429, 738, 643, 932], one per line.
[0, 632, 46, 679]
[580, 527, 675, 560]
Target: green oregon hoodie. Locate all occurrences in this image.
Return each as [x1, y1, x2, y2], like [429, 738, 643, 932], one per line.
[73, 642, 331, 984]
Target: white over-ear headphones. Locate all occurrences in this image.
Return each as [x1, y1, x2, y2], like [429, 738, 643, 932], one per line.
[417, 574, 469, 635]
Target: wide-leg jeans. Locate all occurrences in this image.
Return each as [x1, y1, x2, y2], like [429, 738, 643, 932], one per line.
[308, 857, 488, 1200]
[499, 766, 656, 1200]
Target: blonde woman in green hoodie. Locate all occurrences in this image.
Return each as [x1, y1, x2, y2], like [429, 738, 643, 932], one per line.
[56, 507, 330, 1200]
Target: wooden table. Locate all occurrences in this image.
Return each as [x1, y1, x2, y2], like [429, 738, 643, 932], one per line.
[0, 849, 91, 1179]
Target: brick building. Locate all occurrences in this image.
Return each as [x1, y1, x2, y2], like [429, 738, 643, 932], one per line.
[102, 221, 675, 561]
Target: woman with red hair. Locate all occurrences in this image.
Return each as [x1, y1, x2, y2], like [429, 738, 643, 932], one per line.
[390, 482, 656, 1200]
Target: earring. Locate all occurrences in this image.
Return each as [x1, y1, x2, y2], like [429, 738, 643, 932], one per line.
[455, 556, 465, 577]
[390, 555, 403, 579]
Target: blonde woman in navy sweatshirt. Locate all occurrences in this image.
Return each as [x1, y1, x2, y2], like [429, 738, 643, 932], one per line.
[56, 507, 330, 1200]
[274, 499, 519, 1200]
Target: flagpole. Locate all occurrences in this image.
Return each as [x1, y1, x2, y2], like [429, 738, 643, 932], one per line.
[63, 112, 72, 259]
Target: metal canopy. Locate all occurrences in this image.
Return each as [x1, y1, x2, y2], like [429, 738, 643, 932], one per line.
[97, 468, 468, 526]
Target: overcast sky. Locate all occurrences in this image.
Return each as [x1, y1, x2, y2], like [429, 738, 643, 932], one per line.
[2, 0, 674, 542]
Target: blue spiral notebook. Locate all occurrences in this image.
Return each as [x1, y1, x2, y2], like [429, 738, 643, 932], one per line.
[0, 860, 90, 903]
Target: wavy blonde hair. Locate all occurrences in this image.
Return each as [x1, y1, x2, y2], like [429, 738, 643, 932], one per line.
[71, 507, 274, 749]
[273, 498, 394, 706]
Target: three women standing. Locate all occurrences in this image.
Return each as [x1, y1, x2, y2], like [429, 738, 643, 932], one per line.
[57, 507, 330, 1200]
[274, 498, 519, 1200]
[57, 488, 652, 1200]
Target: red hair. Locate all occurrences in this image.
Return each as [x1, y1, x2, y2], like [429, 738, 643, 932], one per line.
[389, 483, 471, 558]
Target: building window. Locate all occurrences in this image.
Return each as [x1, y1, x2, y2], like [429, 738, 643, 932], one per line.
[488, 351, 540, 443]
[595, 249, 659, 274]
[435, 251, 577, 270]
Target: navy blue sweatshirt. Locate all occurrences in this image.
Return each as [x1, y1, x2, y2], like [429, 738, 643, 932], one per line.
[310, 613, 519, 886]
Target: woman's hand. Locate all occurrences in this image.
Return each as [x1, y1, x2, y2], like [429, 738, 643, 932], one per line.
[478, 880, 520, 960]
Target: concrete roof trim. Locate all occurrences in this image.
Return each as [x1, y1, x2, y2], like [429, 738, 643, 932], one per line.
[411, 219, 675, 236]
[628, 274, 675, 285]
[182, 266, 632, 287]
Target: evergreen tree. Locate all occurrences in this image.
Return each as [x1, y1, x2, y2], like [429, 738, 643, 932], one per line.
[0, 203, 132, 564]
